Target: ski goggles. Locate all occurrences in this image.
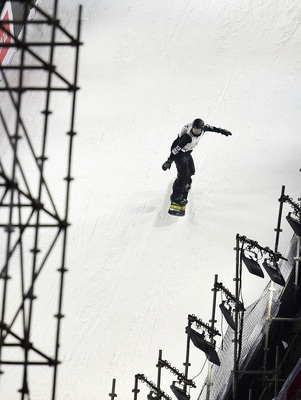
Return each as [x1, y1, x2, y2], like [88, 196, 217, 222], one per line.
[192, 128, 203, 135]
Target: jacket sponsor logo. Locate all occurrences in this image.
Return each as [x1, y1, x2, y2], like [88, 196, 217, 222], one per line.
[0, 1, 14, 66]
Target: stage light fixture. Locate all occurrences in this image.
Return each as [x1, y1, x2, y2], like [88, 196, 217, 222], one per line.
[170, 382, 190, 400]
[219, 301, 236, 331]
[147, 391, 160, 400]
[286, 213, 301, 237]
[186, 327, 220, 366]
[262, 259, 285, 287]
[241, 249, 264, 278]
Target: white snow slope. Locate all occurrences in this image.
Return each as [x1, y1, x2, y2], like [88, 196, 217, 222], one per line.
[1, 0, 301, 399]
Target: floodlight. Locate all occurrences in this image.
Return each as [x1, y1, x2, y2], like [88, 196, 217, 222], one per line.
[286, 213, 301, 237]
[282, 340, 288, 349]
[186, 327, 220, 366]
[170, 382, 190, 400]
[241, 249, 264, 278]
[147, 391, 159, 400]
[262, 259, 285, 287]
[219, 301, 236, 331]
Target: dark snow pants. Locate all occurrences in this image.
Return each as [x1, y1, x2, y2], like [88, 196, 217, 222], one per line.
[171, 152, 195, 202]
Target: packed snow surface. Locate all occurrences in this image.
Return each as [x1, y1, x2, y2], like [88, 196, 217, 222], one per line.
[1, 0, 301, 399]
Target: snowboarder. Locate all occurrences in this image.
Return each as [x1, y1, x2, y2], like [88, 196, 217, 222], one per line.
[162, 118, 232, 207]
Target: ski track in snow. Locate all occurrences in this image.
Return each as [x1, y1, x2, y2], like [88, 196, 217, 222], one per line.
[1, 0, 301, 399]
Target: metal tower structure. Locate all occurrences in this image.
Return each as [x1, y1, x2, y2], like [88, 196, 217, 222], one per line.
[0, 0, 82, 398]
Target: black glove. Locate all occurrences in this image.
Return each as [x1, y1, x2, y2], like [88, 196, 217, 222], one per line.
[220, 129, 232, 136]
[162, 160, 172, 171]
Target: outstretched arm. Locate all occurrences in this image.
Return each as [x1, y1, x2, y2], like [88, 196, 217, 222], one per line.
[204, 124, 232, 136]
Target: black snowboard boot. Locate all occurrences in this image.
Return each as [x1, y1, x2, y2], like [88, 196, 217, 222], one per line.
[170, 194, 188, 206]
[174, 184, 191, 205]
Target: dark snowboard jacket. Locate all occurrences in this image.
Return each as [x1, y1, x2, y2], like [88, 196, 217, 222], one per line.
[168, 123, 226, 161]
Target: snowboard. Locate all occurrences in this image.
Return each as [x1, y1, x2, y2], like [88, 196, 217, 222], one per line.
[168, 202, 186, 216]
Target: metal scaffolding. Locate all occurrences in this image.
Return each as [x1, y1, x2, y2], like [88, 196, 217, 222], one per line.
[0, 0, 82, 398]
